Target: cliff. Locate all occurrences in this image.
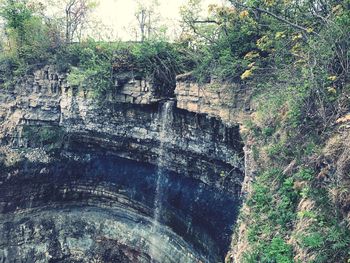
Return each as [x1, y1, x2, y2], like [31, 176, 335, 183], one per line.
[1, 64, 349, 263]
[0, 65, 245, 263]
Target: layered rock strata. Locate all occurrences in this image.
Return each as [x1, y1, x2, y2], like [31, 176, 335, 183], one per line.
[0, 66, 245, 262]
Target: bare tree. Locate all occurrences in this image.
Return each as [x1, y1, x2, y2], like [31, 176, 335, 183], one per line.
[135, 7, 147, 42]
[64, 0, 97, 43]
[134, 0, 160, 42]
[45, 0, 97, 43]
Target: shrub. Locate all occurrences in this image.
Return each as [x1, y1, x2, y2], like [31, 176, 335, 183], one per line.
[0, 0, 63, 83]
[244, 237, 293, 263]
[22, 125, 65, 150]
[263, 237, 293, 263]
[295, 168, 314, 181]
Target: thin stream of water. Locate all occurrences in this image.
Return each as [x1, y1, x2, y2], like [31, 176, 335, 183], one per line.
[150, 100, 175, 262]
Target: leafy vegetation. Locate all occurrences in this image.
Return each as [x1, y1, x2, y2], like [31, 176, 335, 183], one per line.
[0, 0, 184, 97]
[0, 0, 53, 81]
[175, 0, 350, 262]
[0, 0, 349, 261]
[61, 40, 183, 98]
[22, 125, 65, 150]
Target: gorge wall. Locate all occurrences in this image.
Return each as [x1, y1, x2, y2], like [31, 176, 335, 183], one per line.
[0, 66, 246, 262]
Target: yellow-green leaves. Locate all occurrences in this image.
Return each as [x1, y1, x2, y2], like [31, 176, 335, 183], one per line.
[327, 87, 337, 94]
[275, 31, 286, 39]
[244, 51, 260, 60]
[327, 76, 337, 81]
[256, 35, 273, 51]
[306, 27, 314, 33]
[264, 0, 276, 6]
[292, 33, 303, 41]
[332, 4, 343, 15]
[242, 51, 259, 79]
[241, 68, 254, 80]
[239, 10, 249, 19]
[336, 113, 350, 124]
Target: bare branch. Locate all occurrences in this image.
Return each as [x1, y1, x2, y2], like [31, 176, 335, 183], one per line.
[192, 20, 220, 25]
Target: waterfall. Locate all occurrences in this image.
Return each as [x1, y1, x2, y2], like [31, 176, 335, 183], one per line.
[150, 100, 175, 262]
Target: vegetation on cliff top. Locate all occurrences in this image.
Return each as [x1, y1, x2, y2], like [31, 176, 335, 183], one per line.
[0, 0, 187, 96]
[0, 0, 349, 262]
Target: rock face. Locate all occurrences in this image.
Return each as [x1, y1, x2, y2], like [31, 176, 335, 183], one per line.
[0, 66, 245, 262]
[0, 66, 244, 193]
[175, 74, 252, 124]
[1, 155, 238, 262]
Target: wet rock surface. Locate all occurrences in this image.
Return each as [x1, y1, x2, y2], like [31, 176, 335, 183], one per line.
[0, 66, 245, 262]
[0, 156, 239, 262]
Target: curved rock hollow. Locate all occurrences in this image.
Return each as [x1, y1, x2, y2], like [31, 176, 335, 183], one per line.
[0, 67, 245, 262]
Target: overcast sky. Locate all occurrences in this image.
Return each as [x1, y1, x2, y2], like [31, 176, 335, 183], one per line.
[90, 0, 228, 40]
[0, 0, 229, 41]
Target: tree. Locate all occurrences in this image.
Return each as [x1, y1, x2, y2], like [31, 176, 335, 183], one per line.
[0, 0, 53, 57]
[179, 0, 237, 46]
[133, 0, 160, 42]
[64, 0, 97, 43]
[0, 0, 34, 48]
[0, 0, 62, 80]
[45, 0, 97, 43]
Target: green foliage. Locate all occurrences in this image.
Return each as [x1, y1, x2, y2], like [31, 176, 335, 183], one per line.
[245, 167, 298, 260]
[264, 237, 293, 263]
[297, 210, 317, 219]
[300, 232, 324, 249]
[0, 5, 184, 98]
[63, 39, 183, 98]
[65, 40, 114, 97]
[179, 1, 263, 82]
[0, 0, 33, 42]
[22, 125, 65, 149]
[295, 168, 314, 181]
[294, 185, 350, 262]
[0, 52, 20, 87]
[248, 179, 272, 212]
[276, 178, 298, 226]
[244, 236, 294, 263]
[266, 141, 287, 159]
[0, 0, 62, 83]
[130, 40, 180, 96]
[296, 217, 350, 262]
[0, 1, 349, 261]
[262, 127, 274, 138]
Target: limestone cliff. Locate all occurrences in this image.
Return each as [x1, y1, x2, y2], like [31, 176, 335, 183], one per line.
[0, 66, 245, 263]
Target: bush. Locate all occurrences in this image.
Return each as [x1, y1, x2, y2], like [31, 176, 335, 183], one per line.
[130, 40, 180, 96]
[263, 237, 293, 263]
[244, 236, 293, 263]
[22, 125, 65, 150]
[0, 0, 63, 84]
[63, 39, 182, 99]
[65, 40, 114, 97]
[295, 168, 314, 181]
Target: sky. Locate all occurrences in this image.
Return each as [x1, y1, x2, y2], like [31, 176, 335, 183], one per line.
[90, 0, 228, 40]
[0, 0, 229, 42]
